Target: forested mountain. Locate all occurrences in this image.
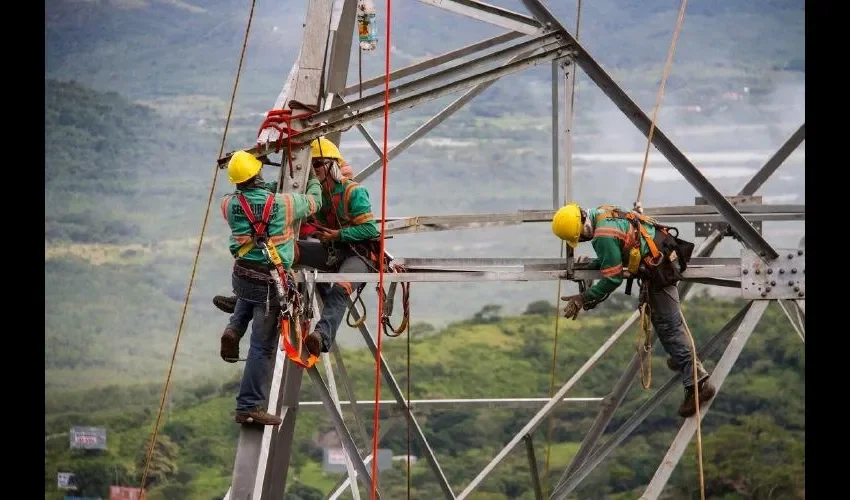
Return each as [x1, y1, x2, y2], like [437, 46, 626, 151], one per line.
[44, 296, 805, 499]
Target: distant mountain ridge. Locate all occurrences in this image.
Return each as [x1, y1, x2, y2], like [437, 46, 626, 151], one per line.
[46, 0, 804, 108]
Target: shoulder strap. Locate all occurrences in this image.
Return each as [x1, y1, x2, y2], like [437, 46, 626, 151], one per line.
[594, 206, 665, 263]
[237, 193, 276, 236]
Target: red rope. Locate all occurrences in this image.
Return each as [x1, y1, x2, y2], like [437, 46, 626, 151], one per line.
[371, 0, 391, 496]
[256, 109, 313, 177]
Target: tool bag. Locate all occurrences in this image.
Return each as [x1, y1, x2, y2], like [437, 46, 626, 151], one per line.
[641, 225, 694, 289]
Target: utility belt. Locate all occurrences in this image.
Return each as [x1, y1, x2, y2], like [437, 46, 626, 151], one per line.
[325, 239, 384, 270]
[233, 259, 276, 284]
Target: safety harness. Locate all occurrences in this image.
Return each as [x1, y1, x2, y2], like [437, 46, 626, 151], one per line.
[313, 179, 411, 336]
[235, 192, 318, 369]
[592, 204, 686, 295]
[592, 205, 696, 390]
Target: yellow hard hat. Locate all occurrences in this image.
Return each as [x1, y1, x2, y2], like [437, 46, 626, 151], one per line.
[552, 203, 583, 248]
[228, 151, 263, 184]
[311, 137, 343, 161]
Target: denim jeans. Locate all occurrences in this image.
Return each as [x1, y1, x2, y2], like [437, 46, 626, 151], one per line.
[295, 240, 373, 352]
[230, 273, 280, 412]
[646, 283, 708, 388]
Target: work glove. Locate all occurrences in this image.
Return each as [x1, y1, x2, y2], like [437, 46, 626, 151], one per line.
[561, 293, 585, 320]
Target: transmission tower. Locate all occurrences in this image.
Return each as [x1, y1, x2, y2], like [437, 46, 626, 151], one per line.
[215, 1, 805, 498]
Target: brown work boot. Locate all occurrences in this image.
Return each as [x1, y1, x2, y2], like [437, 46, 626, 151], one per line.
[220, 328, 240, 363]
[305, 331, 324, 357]
[234, 408, 282, 426]
[677, 378, 716, 418]
[213, 295, 237, 314]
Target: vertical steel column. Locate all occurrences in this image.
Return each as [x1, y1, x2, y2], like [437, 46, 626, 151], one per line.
[551, 60, 559, 209]
[324, 0, 358, 146]
[640, 300, 770, 499]
[244, 2, 334, 498]
[562, 58, 575, 203]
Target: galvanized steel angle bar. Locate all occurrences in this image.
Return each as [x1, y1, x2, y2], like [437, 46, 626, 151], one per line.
[550, 302, 757, 499]
[307, 32, 565, 125]
[518, 0, 778, 261]
[306, 366, 383, 498]
[346, 302, 457, 498]
[455, 309, 638, 499]
[413, 0, 543, 35]
[343, 31, 526, 96]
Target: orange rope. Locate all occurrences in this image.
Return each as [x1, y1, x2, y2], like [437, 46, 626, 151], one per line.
[370, 0, 392, 496]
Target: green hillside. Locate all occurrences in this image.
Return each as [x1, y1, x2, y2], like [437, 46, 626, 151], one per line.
[45, 0, 804, 120]
[44, 295, 804, 500]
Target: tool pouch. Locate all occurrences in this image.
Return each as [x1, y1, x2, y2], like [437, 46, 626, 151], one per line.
[645, 227, 694, 290]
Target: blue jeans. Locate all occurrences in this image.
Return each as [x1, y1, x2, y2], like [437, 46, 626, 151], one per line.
[229, 273, 280, 412]
[646, 284, 709, 388]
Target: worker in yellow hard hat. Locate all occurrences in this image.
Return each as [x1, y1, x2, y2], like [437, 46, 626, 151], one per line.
[552, 202, 715, 418]
[295, 137, 380, 357]
[213, 137, 380, 359]
[216, 149, 323, 426]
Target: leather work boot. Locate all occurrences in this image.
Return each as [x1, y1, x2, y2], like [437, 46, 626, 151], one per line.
[305, 331, 324, 357]
[220, 328, 240, 363]
[235, 408, 282, 426]
[677, 378, 716, 418]
[213, 295, 237, 314]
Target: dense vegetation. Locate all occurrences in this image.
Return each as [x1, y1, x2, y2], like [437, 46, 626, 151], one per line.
[44, 295, 804, 499]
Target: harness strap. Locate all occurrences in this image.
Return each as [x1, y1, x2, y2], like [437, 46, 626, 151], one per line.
[235, 193, 276, 257]
[594, 207, 664, 265]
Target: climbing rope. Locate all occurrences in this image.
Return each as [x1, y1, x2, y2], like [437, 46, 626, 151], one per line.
[382, 266, 410, 337]
[138, 0, 257, 492]
[634, 0, 689, 207]
[680, 311, 706, 500]
[406, 297, 412, 500]
[543, 1, 582, 492]
[636, 301, 652, 389]
[370, 0, 392, 496]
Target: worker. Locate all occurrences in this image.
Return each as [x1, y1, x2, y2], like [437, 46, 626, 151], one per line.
[218, 150, 322, 426]
[299, 160, 354, 240]
[552, 202, 716, 418]
[212, 138, 379, 359]
[294, 137, 380, 357]
[212, 160, 355, 312]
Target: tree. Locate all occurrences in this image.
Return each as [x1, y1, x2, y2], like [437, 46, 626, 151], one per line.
[471, 304, 502, 324]
[136, 434, 180, 487]
[523, 300, 556, 316]
[285, 482, 323, 500]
